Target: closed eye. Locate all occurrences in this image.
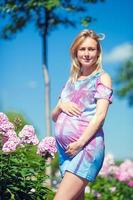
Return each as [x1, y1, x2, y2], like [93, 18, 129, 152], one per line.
[79, 47, 86, 51]
[88, 48, 96, 51]
[79, 47, 96, 51]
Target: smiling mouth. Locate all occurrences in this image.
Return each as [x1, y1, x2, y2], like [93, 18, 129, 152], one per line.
[82, 59, 91, 61]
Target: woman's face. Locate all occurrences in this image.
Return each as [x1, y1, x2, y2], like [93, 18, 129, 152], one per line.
[77, 37, 99, 69]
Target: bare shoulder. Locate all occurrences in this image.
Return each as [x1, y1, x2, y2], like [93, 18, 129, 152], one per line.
[100, 72, 112, 88]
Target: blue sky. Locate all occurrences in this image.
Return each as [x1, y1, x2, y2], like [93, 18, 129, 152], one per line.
[0, 0, 133, 160]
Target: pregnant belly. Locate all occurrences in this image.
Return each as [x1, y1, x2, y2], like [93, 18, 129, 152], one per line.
[55, 112, 89, 149]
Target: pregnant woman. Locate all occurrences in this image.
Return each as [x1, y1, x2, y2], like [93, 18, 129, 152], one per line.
[52, 29, 113, 200]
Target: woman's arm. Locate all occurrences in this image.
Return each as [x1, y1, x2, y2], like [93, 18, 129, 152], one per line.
[79, 73, 112, 146]
[66, 73, 112, 156]
[78, 98, 110, 146]
[51, 100, 62, 122]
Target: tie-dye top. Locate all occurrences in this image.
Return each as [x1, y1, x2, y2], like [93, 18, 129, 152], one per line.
[59, 70, 113, 124]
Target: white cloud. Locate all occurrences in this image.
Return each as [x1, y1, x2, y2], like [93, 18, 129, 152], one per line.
[104, 43, 133, 64]
[28, 81, 38, 89]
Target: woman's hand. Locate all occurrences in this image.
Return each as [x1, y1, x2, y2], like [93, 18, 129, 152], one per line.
[65, 140, 84, 157]
[59, 101, 81, 117]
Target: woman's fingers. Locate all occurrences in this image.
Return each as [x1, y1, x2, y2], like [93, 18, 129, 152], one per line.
[60, 101, 82, 116]
[70, 104, 81, 115]
[68, 103, 81, 116]
[65, 142, 82, 156]
[69, 110, 80, 116]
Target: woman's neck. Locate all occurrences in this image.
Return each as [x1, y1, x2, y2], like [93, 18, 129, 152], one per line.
[80, 65, 100, 77]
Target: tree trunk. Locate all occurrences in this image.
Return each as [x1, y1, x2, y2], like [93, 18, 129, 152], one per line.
[42, 10, 52, 187]
[42, 57, 51, 137]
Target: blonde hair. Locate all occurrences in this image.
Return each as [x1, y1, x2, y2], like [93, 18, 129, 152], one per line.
[70, 29, 104, 83]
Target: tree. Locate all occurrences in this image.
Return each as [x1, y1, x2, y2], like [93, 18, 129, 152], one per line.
[116, 59, 133, 106]
[0, 0, 105, 138]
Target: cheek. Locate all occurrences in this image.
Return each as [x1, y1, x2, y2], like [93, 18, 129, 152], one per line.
[77, 51, 82, 56]
[77, 52, 82, 60]
[91, 51, 98, 59]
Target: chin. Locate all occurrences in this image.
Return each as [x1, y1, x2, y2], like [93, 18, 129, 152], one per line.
[81, 62, 92, 68]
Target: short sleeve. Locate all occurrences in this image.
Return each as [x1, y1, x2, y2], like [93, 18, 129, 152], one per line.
[59, 79, 72, 101]
[94, 78, 113, 104]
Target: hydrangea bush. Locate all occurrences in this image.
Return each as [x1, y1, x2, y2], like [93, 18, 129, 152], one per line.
[0, 112, 57, 199]
[1, 112, 133, 199]
[85, 154, 133, 199]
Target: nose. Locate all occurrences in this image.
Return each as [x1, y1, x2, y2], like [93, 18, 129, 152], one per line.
[84, 49, 90, 57]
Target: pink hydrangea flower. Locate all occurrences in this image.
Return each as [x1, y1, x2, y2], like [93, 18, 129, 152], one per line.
[0, 112, 14, 134]
[2, 135, 20, 153]
[128, 181, 133, 187]
[37, 136, 57, 158]
[99, 154, 116, 177]
[18, 125, 39, 145]
[114, 160, 133, 182]
[0, 112, 8, 123]
[5, 129, 17, 138]
[100, 154, 133, 187]
[2, 129, 17, 144]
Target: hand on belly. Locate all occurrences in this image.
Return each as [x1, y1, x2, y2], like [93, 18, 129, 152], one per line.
[65, 140, 83, 157]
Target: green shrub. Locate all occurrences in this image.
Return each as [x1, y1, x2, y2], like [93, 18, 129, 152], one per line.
[0, 143, 54, 200]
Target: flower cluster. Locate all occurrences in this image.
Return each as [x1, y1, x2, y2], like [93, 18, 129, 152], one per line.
[0, 113, 57, 158]
[114, 160, 133, 187]
[0, 112, 14, 134]
[0, 113, 20, 153]
[99, 153, 133, 187]
[99, 153, 116, 176]
[2, 135, 21, 153]
[19, 125, 39, 145]
[37, 136, 57, 158]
